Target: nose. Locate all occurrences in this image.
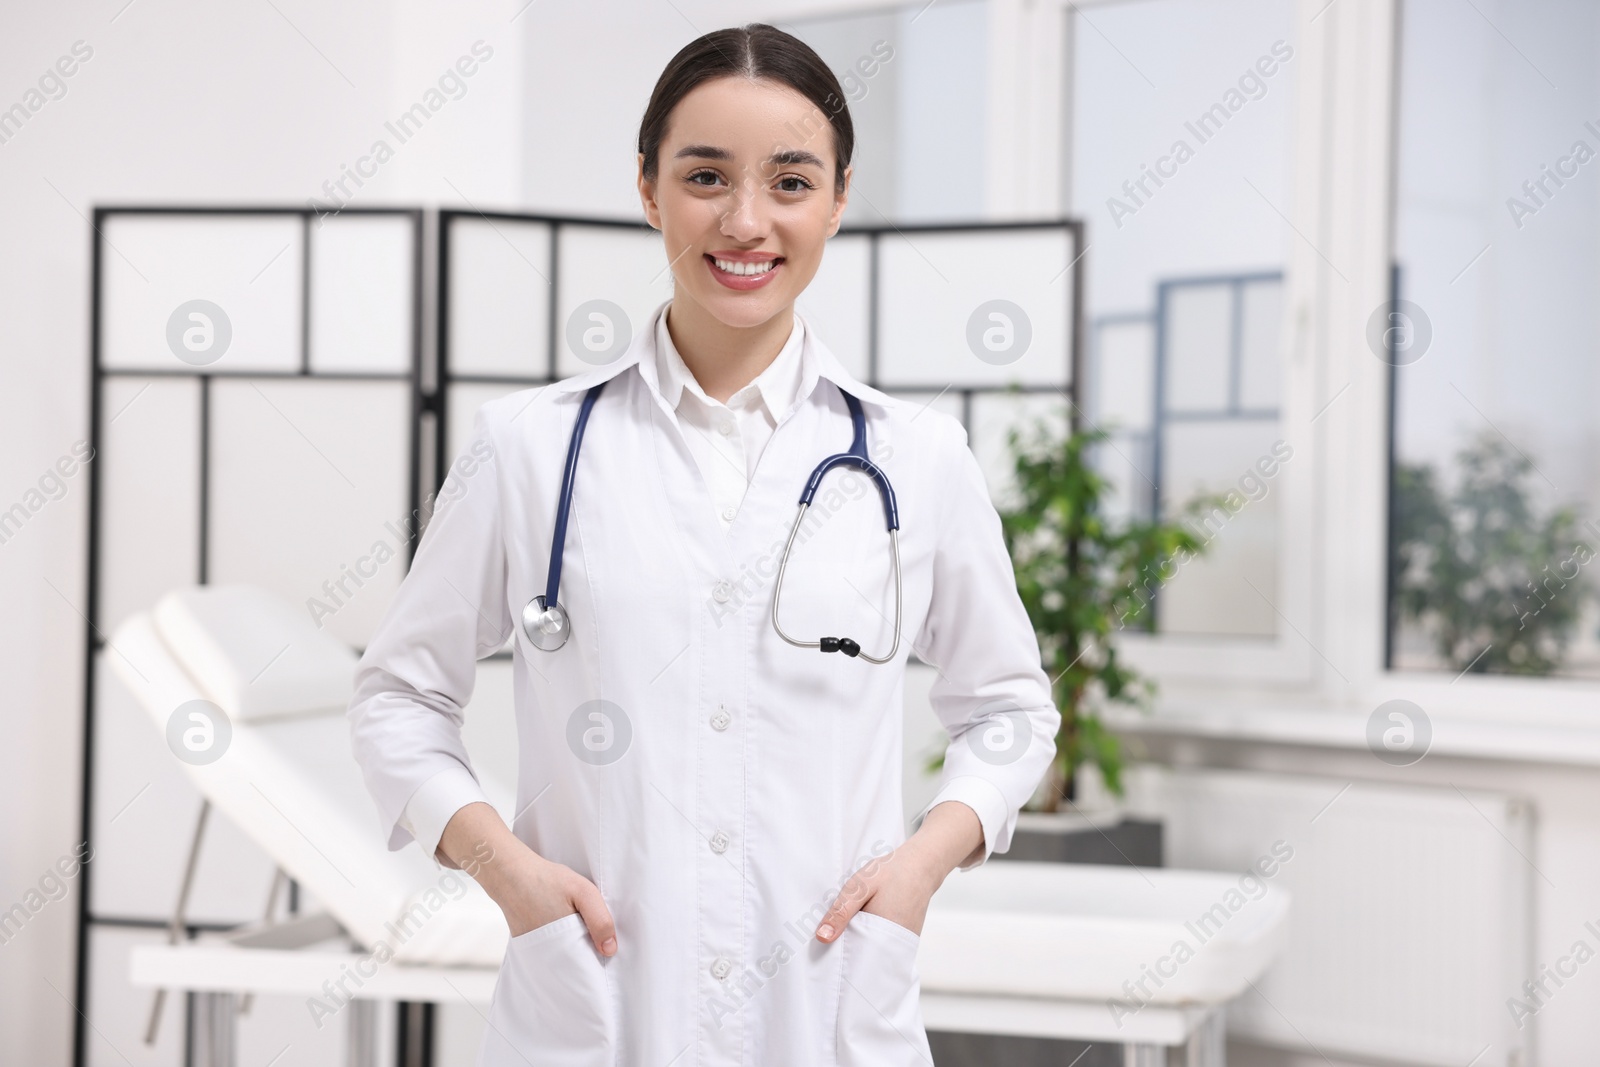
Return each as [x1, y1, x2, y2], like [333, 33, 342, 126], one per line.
[719, 166, 771, 242]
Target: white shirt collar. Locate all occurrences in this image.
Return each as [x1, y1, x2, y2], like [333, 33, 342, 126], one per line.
[654, 305, 809, 423]
[552, 300, 901, 415]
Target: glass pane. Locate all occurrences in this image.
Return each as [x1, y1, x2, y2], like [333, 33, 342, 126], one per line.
[309, 213, 414, 374]
[1092, 317, 1156, 433]
[1238, 277, 1283, 410]
[1164, 283, 1233, 414]
[1070, 0, 1296, 638]
[102, 214, 303, 373]
[1388, 0, 1600, 678]
[1090, 318, 1158, 523]
[1158, 420, 1283, 637]
[448, 216, 552, 377]
[790, 0, 987, 225]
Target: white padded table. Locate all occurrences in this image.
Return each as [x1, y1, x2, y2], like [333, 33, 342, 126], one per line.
[110, 586, 1287, 1067]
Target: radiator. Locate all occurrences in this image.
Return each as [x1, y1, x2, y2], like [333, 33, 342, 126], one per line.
[1140, 767, 1534, 1066]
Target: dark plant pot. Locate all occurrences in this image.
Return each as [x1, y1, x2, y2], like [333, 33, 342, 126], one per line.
[998, 810, 1164, 868]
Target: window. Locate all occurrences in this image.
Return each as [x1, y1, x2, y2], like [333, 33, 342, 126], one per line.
[789, 1, 989, 226]
[1388, 0, 1600, 680]
[1068, 0, 1301, 649]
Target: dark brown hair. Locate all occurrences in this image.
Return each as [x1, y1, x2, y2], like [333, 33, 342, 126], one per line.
[637, 23, 854, 192]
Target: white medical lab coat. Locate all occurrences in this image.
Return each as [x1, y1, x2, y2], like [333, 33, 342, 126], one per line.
[347, 302, 1061, 1067]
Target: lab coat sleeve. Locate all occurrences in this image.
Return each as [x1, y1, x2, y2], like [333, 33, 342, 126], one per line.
[347, 405, 508, 860]
[399, 765, 495, 868]
[908, 417, 1061, 871]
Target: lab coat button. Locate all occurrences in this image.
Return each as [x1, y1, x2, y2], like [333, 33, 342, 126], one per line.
[710, 709, 731, 730]
[711, 581, 732, 603]
[721, 505, 737, 521]
[709, 830, 730, 853]
[711, 957, 733, 980]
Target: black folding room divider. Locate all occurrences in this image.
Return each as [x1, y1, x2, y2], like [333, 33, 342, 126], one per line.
[77, 205, 1084, 1067]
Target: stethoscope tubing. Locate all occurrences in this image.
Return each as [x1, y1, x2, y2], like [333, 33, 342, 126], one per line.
[525, 379, 902, 662]
[546, 379, 608, 609]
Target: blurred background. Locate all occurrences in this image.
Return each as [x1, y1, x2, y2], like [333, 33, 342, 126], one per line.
[3, 0, 1598, 1064]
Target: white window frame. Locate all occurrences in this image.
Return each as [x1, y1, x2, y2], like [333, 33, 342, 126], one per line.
[758, 0, 1600, 734]
[1038, 0, 1324, 689]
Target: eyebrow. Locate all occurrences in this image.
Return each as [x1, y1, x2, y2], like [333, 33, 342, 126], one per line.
[673, 144, 827, 169]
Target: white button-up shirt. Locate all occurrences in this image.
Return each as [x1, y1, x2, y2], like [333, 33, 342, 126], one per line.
[653, 307, 806, 530]
[395, 314, 807, 847]
[348, 300, 1060, 1067]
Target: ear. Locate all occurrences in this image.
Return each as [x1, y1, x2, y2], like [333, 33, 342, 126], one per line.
[638, 152, 662, 231]
[826, 163, 852, 238]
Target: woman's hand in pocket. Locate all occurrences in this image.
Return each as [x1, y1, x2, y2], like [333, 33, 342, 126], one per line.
[497, 849, 616, 952]
[439, 802, 618, 957]
[813, 802, 983, 943]
[813, 841, 943, 943]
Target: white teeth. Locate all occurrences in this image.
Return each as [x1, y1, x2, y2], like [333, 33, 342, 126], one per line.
[713, 257, 776, 276]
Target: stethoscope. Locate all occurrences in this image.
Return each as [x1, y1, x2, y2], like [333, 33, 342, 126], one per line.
[522, 378, 902, 663]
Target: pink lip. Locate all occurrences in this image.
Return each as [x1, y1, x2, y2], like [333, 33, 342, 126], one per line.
[705, 252, 784, 291]
[708, 249, 781, 262]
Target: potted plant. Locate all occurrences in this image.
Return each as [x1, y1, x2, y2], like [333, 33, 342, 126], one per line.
[999, 409, 1220, 817]
[921, 399, 1219, 842]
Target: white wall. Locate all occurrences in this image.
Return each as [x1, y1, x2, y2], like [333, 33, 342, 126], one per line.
[7, 2, 1594, 1065]
[0, 4, 905, 1060]
[0, 4, 525, 1061]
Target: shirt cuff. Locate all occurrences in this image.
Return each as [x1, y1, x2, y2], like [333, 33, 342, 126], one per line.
[398, 764, 491, 868]
[910, 775, 1013, 872]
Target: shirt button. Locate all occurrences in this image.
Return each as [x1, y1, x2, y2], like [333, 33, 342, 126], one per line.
[711, 957, 733, 980]
[721, 505, 737, 521]
[718, 420, 734, 435]
[710, 708, 731, 730]
[709, 830, 730, 854]
[711, 581, 731, 603]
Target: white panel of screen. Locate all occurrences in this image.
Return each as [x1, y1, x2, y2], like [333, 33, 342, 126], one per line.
[308, 214, 415, 374]
[796, 232, 871, 380]
[876, 227, 1076, 389]
[205, 378, 413, 649]
[554, 224, 674, 378]
[447, 216, 553, 377]
[101, 214, 304, 373]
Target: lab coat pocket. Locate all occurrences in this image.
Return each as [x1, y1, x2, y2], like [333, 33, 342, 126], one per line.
[478, 913, 617, 1067]
[836, 911, 934, 1067]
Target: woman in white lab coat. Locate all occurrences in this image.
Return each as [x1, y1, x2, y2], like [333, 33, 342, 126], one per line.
[348, 22, 1061, 1067]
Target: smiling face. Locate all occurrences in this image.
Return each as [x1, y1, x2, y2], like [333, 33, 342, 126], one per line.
[638, 75, 850, 331]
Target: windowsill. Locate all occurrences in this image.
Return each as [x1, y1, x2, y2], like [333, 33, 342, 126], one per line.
[1103, 702, 1600, 769]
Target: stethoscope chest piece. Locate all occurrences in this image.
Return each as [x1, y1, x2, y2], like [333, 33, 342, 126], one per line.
[522, 595, 571, 651]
